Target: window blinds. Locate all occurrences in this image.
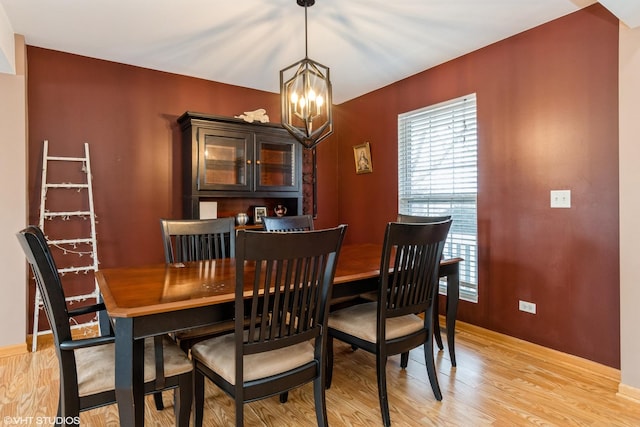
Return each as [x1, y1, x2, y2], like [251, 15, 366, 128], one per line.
[398, 94, 478, 302]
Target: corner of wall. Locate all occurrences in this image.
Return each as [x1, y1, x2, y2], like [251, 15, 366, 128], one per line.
[618, 22, 640, 390]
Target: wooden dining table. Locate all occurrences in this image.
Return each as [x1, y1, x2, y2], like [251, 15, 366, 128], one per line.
[96, 242, 461, 426]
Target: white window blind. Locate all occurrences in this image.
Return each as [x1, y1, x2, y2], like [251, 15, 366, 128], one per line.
[398, 94, 478, 302]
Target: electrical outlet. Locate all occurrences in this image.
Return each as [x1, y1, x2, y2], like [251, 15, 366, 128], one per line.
[550, 190, 571, 208]
[519, 300, 536, 314]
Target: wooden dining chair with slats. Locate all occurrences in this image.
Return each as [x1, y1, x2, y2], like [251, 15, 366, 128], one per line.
[159, 217, 238, 351]
[262, 214, 314, 232]
[16, 226, 193, 426]
[396, 214, 453, 360]
[327, 220, 452, 427]
[156, 217, 238, 409]
[191, 225, 347, 427]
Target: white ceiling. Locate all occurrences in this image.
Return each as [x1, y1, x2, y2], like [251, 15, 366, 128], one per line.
[1, 0, 637, 104]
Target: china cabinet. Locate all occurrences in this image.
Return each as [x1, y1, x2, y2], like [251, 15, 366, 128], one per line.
[178, 112, 304, 222]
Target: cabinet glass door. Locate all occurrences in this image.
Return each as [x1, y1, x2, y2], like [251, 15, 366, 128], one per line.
[255, 135, 300, 192]
[198, 129, 252, 191]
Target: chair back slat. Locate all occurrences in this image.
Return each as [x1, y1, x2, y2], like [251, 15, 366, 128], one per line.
[380, 221, 452, 319]
[161, 218, 236, 262]
[262, 215, 314, 232]
[236, 226, 347, 360]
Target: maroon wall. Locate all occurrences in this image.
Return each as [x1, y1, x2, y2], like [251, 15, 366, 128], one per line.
[334, 4, 620, 367]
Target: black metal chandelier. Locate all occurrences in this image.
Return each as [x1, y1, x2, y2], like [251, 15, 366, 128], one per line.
[280, 0, 333, 149]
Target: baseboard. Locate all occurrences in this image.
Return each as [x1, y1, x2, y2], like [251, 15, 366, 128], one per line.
[618, 383, 640, 403]
[0, 342, 28, 358]
[455, 321, 621, 380]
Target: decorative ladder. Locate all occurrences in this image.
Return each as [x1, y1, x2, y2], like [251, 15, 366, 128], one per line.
[32, 140, 100, 351]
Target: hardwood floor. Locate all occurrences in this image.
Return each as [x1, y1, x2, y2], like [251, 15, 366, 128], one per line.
[1, 320, 639, 426]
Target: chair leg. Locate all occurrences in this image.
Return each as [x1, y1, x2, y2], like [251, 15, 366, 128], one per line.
[235, 393, 244, 427]
[313, 373, 329, 427]
[433, 298, 444, 351]
[326, 335, 334, 389]
[175, 373, 193, 427]
[376, 353, 391, 427]
[153, 391, 164, 410]
[57, 391, 80, 427]
[194, 369, 206, 427]
[279, 391, 289, 403]
[400, 351, 409, 369]
[55, 400, 79, 427]
[423, 337, 442, 401]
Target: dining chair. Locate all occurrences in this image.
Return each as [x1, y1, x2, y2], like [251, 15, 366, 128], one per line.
[262, 214, 314, 232]
[160, 217, 236, 263]
[156, 217, 239, 409]
[326, 220, 452, 427]
[16, 226, 193, 426]
[396, 214, 452, 357]
[191, 225, 347, 427]
[159, 217, 239, 348]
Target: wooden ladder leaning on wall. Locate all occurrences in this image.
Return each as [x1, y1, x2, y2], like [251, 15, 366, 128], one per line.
[31, 140, 101, 351]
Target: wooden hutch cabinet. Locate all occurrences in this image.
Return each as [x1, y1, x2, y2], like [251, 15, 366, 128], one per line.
[178, 112, 303, 223]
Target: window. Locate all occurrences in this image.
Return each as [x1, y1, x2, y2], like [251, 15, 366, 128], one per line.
[398, 94, 478, 302]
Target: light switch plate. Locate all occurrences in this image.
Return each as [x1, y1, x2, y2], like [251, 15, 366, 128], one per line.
[550, 190, 571, 208]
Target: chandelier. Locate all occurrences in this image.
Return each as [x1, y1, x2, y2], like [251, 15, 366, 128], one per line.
[280, 0, 333, 149]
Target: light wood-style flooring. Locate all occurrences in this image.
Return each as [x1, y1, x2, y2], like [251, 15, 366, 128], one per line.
[1, 320, 639, 426]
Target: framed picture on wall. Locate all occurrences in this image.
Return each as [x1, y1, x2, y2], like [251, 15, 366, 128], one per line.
[353, 142, 373, 174]
[253, 206, 268, 224]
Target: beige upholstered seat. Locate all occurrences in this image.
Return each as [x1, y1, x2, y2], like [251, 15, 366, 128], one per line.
[76, 336, 192, 396]
[191, 332, 314, 385]
[328, 302, 423, 343]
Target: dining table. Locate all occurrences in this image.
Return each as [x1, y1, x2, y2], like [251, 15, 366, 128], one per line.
[96, 242, 461, 426]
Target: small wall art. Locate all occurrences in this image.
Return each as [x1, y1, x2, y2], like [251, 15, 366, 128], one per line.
[353, 142, 373, 174]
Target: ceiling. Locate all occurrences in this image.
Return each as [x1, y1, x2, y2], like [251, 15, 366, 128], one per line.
[1, 0, 638, 104]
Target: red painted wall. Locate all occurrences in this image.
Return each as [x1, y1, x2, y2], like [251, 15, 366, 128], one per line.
[334, 4, 620, 367]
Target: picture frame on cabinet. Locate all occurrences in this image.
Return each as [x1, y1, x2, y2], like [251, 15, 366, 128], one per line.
[353, 142, 373, 174]
[253, 206, 268, 224]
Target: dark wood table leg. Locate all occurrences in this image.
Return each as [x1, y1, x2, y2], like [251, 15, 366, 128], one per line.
[433, 295, 444, 350]
[115, 317, 145, 426]
[445, 264, 459, 367]
[97, 293, 113, 336]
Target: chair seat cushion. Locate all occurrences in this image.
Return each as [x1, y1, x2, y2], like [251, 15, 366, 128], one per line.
[74, 336, 192, 397]
[328, 302, 423, 343]
[190, 331, 315, 385]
